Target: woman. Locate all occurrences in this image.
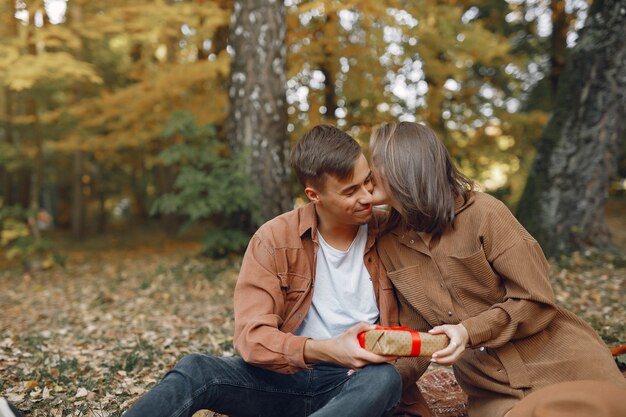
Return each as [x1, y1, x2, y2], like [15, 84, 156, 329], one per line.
[369, 121, 626, 417]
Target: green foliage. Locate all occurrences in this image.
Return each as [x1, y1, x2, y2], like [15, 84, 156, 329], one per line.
[151, 111, 260, 257]
[0, 0, 615, 246]
[0, 142, 25, 171]
[0, 202, 52, 265]
[0, 204, 32, 260]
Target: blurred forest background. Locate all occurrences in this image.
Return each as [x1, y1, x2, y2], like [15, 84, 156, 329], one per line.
[0, 0, 623, 265]
[1, 1, 625, 416]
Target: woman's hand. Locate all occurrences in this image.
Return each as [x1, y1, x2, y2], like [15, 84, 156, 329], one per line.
[429, 324, 469, 365]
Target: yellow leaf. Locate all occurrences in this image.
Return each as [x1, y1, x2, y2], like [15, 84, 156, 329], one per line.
[24, 380, 39, 390]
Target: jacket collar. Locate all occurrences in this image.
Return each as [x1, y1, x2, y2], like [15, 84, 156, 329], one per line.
[298, 202, 318, 238]
[455, 191, 475, 214]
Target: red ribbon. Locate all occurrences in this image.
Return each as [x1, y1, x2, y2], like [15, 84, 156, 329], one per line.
[410, 330, 422, 356]
[357, 325, 423, 356]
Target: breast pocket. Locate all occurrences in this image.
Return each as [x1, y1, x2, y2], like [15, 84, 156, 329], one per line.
[447, 248, 503, 312]
[387, 264, 426, 303]
[278, 273, 311, 304]
[387, 264, 439, 326]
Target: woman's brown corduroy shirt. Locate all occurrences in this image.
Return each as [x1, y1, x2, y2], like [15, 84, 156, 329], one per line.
[377, 191, 626, 417]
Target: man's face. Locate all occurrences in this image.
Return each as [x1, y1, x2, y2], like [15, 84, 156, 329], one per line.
[311, 154, 374, 226]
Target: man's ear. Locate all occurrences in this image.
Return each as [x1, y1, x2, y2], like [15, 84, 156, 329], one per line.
[304, 186, 320, 203]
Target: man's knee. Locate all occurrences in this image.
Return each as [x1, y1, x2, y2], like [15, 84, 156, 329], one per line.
[363, 364, 402, 399]
[173, 353, 218, 381]
[177, 353, 208, 370]
[378, 364, 402, 393]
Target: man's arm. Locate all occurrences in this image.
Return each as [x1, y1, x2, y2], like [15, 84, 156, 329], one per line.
[233, 234, 310, 373]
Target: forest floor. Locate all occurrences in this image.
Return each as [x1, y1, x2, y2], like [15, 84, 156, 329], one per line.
[1, 199, 625, 417]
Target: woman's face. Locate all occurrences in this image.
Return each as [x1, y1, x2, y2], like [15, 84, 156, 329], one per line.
[371, 165, 397, 209]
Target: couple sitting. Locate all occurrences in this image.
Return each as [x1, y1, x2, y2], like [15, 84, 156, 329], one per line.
[2, 123, 622, 417]
[121, 123, 624, 417]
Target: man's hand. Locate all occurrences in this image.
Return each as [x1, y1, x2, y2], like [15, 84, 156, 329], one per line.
[429, 324, 468, 365]
[304, 322, 398, 368]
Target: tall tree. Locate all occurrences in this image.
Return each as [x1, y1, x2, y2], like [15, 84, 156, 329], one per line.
[0, 0, 19, 206]
[25, 7, 45, 244]
[517, 0, 626, 256]
[68, 0, 87, 240]
[549, 0, 571, 95]
[227, 0, 291, 221]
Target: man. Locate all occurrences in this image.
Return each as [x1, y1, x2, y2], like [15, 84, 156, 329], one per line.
[123, 124, 428, 417]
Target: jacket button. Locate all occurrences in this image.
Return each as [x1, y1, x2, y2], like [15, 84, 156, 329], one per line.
[447, 311, 452, 316]
[409, 239, 415, 244]
[479, 347, 485, 352]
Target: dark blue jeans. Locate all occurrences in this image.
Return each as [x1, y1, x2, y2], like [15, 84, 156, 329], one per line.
[123, 354, 401, 417]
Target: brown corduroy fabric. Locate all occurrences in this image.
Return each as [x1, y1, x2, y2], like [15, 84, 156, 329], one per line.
[506, 380, 626, 417]
[377, 192, 626, 417]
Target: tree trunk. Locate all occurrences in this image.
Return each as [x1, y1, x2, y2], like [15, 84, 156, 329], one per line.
[320, 62, 337, 121]
[1, 0, 18, 206]
[209, 0, 230, 57]
[69, 1, 87, 240]
[27, 96, 43, 243]
[26, 8, 43, 243]
[516, 0, 626, 256]
[14, 171, 30, 208]
[131, 162, 150, 220]
[1, 87, 14, 206]
[227, 0, 291, 222]
[320, 12, 337, 122]
[153, 165, 179, 235]
[549, 0, 570, 95]
[71, 150, 86, 239]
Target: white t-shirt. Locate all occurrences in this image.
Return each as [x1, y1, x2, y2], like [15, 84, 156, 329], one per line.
[294, 224, 380, 339]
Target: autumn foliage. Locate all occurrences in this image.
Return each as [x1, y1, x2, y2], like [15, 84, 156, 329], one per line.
[0, 0, 597, 259]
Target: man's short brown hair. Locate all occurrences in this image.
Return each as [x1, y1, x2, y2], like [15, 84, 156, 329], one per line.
[290, 124, 362, 191]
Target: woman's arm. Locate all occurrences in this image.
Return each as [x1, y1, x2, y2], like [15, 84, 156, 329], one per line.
[460, 236, 557, 348]
[460, 200, 558, 349]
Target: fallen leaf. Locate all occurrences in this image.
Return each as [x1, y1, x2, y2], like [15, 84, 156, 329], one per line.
[24, 380, 39, 389]
[75, 387, 89, 398]
[6, 393, 24, 403]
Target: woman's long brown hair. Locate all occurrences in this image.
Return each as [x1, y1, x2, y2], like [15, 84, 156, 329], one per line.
[370, 122, 475, 237]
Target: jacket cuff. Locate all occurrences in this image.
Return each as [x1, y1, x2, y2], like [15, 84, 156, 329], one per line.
[461, 315, 493, 347]
[284, 334, 310, 369]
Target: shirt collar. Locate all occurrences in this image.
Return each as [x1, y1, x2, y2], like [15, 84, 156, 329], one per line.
[298, 202, 382, 250]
